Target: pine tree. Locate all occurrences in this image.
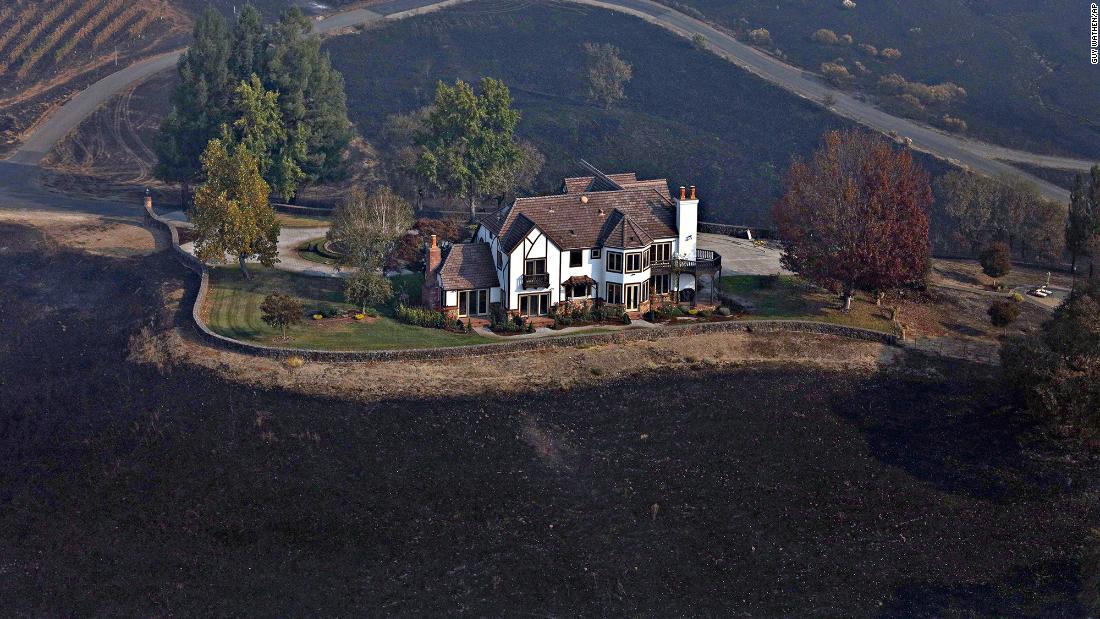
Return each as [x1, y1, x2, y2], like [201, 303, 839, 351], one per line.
[155, 9, 232, 188]
[264, 8, 353, 187]
[229, 4, 265, 81]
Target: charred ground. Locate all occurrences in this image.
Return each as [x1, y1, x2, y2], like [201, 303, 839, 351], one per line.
[0, 221, 1096, 615]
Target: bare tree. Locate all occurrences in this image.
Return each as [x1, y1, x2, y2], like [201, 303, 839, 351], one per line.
[327, 186, 414, 270]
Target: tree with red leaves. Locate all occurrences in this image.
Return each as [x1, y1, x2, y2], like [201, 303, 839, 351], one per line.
[774, 129, 932, 310]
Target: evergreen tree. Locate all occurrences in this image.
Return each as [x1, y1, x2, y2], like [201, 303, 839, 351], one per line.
[156, 5, 352, 198]
[229, 4, 265, 81]
[1066, 165, 1100, 281]
[264, 8, 353, 186]
[155, 8, 232, 188]
[225, 75, 306, 200]
[416, 78, 522, 217]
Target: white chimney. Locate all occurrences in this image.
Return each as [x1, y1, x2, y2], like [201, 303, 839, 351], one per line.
[675, 185, 698, 259]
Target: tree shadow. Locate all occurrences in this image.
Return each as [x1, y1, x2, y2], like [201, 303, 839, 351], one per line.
[880, 560, 1085, 617]
[830, 354, 1074, 503]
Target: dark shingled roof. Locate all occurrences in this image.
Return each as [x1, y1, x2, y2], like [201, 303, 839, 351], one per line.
[489, 183, 677, 252]
[438, 243, 499, 290]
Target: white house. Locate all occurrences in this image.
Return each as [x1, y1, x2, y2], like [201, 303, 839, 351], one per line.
[423, 164, 720, 318]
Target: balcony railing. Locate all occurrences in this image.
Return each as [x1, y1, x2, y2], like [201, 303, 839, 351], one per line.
[651, 249, 721, 274]
[522, 273, 549, 289]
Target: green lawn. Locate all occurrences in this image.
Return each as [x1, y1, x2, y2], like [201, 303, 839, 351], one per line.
[719, 275, 899, 334]
[276, 213, 330, 228]
[205, 267, 489, 350]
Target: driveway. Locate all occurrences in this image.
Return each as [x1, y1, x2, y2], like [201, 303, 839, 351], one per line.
[698, 233, 789, 277]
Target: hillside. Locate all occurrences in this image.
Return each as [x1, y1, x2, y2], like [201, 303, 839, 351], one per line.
[663, 0, 1100, 160]
[0, 0, 191, 154]
[325, 1, 858, 225]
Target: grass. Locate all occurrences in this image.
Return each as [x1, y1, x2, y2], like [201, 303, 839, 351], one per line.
[205, 266, 489, 350]
[295, 237, 340, 266]
[276, 213, 330, 228]
[718, 274, 900, 334]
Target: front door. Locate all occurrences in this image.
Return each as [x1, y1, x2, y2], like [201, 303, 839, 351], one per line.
[624, 283, 640, 311]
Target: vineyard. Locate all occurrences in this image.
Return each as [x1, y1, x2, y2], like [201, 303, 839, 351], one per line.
[0, 0, 188, 155]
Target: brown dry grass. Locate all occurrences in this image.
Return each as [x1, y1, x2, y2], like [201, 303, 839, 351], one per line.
[142, 323, 899, 404]
[0, 210, 155, 257]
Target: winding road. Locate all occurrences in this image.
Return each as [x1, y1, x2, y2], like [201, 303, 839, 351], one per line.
[2, 0, 1096, 216]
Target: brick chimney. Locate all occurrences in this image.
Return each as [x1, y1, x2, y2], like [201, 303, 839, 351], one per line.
[422, 234, 442, 309]
[144, 189, 152, 212]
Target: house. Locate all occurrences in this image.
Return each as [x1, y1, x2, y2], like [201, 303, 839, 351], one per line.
[422, 163, 721, 319]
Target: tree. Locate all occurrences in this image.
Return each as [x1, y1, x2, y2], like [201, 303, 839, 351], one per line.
[979, 241, 1012, 288]
[1001, 282, 1100, 440]
[344, 269, 393, 313]
[260, 292, 303, 340]
[583, 43, 632, 108]
[774, 129, 932, 310]
[380, 107, 432, 209]
[191, 138, 280, 278]
[416, 78, 522, 217]
[225, 74, 306, 200]
[327, 186, 414, 269]
[1066, 166, 1100, 280]
[228, 4, 265, 80]
[987, 299, 1020, 336]
[264, 8, 353, 186]
[938, 170, 1065, 261]
[486, 140, 545, 207]
[155, 8, 232, 190]
[937, 169, 998, 255]
[156, 5, 352, 199]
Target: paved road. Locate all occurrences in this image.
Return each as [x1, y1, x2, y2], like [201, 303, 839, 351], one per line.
[3, 0, 1095, 205]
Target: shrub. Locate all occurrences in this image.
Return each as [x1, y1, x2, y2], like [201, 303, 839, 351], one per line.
[691, 33, 708, 49]
[620, 313, 632, 325]
[858, 43, 878, 56]
[840, 34, 853, 45]
[942, 115, 968, 132]
[285, 355, 305, 369]
[811, 29, 839, 45]
[988, 299, 1020, 332]
[395, 303, 447, 328]
[881, 47, 902, 60]
[717, 306, 732, 317]
[748, 28, 771, 46]
[820, 62, 853, 85]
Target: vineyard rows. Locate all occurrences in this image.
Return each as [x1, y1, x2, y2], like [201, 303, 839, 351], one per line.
[0, 0, 168, 81]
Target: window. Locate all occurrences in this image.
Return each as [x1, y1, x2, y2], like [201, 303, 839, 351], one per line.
[606, 282, 622, 305]
[566, 283, 591, 299]
[519, 292, 550, 316]
[591, 248, 601, 260]
[650, 242, 673, 264]
[457, 289, 489, 317]
[641, 280, 650, 302]
[625, 252, 648, 273]
[524, 258, 546, 275]
[651, 273, 671, 295]
[606, 252, 623, 273]
[569, 250, 583, 268]
[497, 251, 504, 270]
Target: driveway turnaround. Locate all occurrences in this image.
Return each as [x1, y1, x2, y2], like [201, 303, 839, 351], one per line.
[698, 233, 789, 277]
[3, 0, 1092, 205]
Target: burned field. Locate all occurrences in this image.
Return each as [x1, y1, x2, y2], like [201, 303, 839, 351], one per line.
[0, 221, 1096, 615]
